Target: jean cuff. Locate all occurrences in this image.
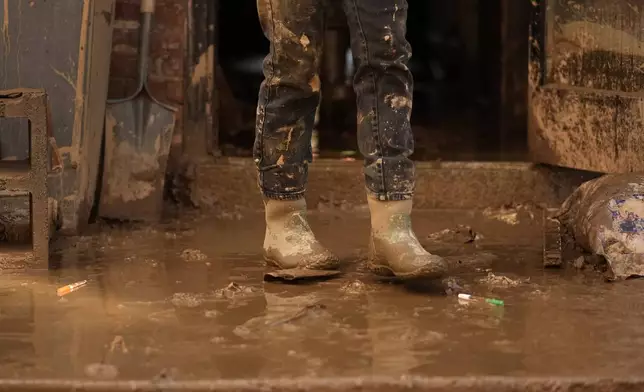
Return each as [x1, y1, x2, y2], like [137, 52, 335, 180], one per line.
[366, 190, 413, 202]
[262, 189, 306, 201]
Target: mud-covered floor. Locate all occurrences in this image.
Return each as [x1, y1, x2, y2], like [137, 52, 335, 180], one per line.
[1, 208, 643, 381]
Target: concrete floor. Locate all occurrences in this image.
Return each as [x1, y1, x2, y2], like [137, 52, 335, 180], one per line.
[1, 207, 644, 391]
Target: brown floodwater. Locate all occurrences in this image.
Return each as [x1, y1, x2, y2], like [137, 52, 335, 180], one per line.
[1, 208, 643, 381]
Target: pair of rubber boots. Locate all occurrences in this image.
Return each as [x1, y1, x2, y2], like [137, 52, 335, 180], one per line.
[263, 197, 448, 279]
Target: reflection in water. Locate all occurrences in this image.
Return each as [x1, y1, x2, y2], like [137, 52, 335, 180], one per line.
[0, 286, 35, 374]
[1, 213, 644, 380]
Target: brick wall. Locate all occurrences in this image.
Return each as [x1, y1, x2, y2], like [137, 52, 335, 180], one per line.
[109, 0, 188, 133]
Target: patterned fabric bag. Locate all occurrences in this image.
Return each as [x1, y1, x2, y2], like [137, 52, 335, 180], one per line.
[557, 174, 644, 280]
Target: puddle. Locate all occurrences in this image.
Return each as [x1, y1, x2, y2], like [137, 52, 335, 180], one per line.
[0, 211, 644, 380]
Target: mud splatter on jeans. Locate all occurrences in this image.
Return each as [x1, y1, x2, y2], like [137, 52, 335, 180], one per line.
[254, 0, 414, 201]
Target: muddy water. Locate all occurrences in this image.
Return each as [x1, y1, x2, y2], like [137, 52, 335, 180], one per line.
[1, 209, 644, 380]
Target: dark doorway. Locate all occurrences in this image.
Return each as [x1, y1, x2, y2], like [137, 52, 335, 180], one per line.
[216, 0, 530, 161]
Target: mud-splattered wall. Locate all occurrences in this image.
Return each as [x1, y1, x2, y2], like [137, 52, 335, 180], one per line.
[528, 0, 644, 173]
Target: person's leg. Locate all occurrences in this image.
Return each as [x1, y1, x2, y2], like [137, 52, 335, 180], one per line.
[255, 0, 339, 270]
[342, 0, 447, 278]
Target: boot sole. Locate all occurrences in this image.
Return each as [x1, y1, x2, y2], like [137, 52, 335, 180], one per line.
[367, 261, 446, 280]
[264, 256, 340, 271]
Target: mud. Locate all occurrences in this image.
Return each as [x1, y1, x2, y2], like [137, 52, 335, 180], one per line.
[1, 209, 644, 381]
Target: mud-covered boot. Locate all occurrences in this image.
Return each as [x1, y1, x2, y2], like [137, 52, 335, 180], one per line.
[367, 197, 448, 279]
[263, 199, 340, 270]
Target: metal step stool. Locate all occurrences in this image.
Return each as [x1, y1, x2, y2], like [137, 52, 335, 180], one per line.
[0, 88, 50, 263]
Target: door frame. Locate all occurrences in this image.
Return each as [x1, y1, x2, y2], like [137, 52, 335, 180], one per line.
[183, 0, 535, 161]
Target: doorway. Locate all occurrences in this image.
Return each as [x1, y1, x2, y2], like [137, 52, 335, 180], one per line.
[214, 0, 531, 161]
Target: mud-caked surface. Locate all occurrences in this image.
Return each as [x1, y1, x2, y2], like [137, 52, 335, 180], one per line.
[1, 208, 644, 381]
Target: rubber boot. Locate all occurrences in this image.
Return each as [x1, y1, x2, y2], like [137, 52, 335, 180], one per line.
[263, 199, 340, 270]
[368, 197, 448, 279]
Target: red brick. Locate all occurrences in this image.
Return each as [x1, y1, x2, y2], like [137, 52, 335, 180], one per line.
[109, 52, 139, 80]
[107, 77, 138, 100]
[146, 78, 170, 103]
[114, 0, 141, 21]
[112, 29, 140, 51]
[165, 80, 184, 105]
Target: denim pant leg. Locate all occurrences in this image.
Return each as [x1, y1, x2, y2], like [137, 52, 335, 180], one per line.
[254, 0, 325, 200]
[342, 0, 415, 201]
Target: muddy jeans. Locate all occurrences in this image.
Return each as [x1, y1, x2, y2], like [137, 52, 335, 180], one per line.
[254, 0, 414, 201]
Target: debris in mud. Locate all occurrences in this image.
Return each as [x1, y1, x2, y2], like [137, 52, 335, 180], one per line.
[557, 174, 644, 281]
[214, 282, 256, 299]
[339, 280, 369, 295]
[264, 268, 342, 282]
[573, 256, 586, 270]
[458, 293, 504, 307]
[170, 293, 203, 308]
[427, 225, 481, 244]
[268, 302, 328, 327]
[234, 301, 332, 339]
[483, 203, 536, 225]
[442, 277, 468, 295]
[180, 248, 207, 262]
[84, 363, 119, 380]
[479, 272, 525, 288]
[168, 284, 258, 311]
